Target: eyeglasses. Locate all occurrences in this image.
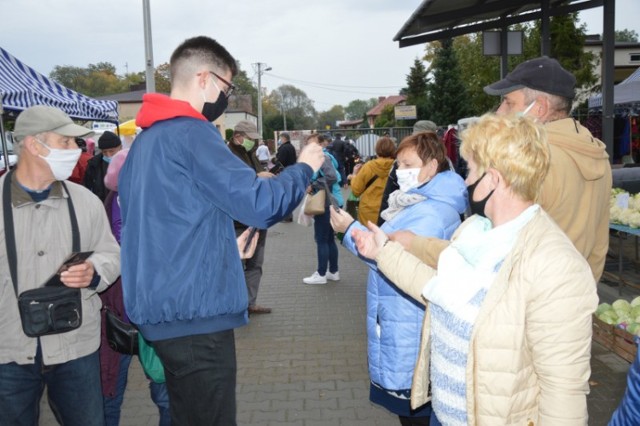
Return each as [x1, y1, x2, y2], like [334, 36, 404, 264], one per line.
[209, 71, 236, 98]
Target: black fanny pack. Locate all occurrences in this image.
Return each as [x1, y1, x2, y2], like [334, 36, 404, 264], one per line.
[4, 171, 84, 337]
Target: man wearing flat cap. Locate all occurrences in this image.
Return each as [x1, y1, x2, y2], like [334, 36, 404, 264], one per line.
[84, 130, 122, 201]
[228, 120, 273, 315]
[398, 57, 611, 284]
[0, 105, 120, 425]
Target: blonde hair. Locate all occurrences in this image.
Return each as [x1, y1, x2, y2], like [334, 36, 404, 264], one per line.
[460, 113, 550, 202]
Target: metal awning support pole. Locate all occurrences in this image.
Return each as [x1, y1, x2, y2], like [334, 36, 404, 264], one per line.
[540, 0, 551, 55]
[0, 96, 9, 172]
[602, 0, 615, 160]
[500, 21, 509, 78]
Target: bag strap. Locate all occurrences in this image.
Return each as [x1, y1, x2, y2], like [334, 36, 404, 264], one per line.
[361, 175, 378, 196]
[3, 171, 80, 296]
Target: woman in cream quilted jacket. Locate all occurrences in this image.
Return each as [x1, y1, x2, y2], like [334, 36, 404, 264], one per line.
[351, 114, 598, 426]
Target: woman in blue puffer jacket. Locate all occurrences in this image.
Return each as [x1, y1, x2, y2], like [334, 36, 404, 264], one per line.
[331, 131, 468, 426]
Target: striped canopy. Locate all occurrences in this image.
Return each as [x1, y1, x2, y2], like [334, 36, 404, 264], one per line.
[0, 47, 118, 122]
[589, 67, 640, 109]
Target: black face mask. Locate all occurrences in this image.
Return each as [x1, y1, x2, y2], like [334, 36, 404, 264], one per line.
[201, 91, 228, 122]
[467, 173, 494, 218]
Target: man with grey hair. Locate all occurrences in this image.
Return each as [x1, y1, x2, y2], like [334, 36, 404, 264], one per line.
[392, 57, 611, 285]
[0, 105, 120, 425]
[483, 56, 611, 282]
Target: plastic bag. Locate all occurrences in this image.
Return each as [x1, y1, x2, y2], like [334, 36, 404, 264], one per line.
[297, 195, 314, 226]
[138, 334, 166, 383]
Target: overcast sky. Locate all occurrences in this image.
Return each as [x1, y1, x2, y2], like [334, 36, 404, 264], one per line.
[2, 0, 639, 112]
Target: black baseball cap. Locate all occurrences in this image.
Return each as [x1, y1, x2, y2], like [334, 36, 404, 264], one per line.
[484, 56, 576, 99]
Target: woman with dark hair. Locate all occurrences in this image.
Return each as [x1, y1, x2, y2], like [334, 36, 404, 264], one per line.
[349, 136, 396, 226]
[330, 132, 468, 425]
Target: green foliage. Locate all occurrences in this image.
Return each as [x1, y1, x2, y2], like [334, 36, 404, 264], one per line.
[233, 62, 258, 113]
[374, 105, 396, 128]
[615, 29, 639, 42]
[317, 105, 345, 130]
[345, 98, 377, 121]
[422, 13, 597, 116]
[405, 58, 430, 121]
[425, 38, 472, 126]
[225, 128, 234, 142]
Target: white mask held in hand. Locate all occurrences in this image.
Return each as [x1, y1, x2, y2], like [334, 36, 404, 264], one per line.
[396, 167, 421, 193]
[37, 139, 81, 181]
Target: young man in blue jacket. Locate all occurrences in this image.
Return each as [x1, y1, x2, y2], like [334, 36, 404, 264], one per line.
[118, 36, 324, 426]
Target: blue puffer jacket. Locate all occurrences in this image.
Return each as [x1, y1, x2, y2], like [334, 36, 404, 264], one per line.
[120, 94, 313, 341]
[609, 346, 640, 425]
[342, 170, 468, 393]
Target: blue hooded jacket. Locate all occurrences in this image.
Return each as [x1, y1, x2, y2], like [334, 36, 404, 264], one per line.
[609, 347, 640, 425]
[119, 94, 313, 341]
[342, 170, 468, 394]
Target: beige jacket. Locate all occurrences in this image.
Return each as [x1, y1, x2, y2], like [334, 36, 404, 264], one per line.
[0, 174, 120, 365]
[377, 209, 597, 425]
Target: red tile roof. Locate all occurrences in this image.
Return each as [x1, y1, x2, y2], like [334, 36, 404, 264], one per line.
[366, 95, 407, 117]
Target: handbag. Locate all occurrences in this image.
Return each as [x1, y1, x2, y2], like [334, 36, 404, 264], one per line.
[3, 170, 83, 337]
[105, 308, 139, 355]
[304, 189, 326, 215]
[138, 334, 166, 383]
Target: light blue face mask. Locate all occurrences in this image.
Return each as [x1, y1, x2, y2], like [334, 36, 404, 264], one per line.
[103, 156, 112, 164]
[517, 100, 537, 117]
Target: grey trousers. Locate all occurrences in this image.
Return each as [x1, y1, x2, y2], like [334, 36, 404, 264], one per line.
[236, 228, 267, 306]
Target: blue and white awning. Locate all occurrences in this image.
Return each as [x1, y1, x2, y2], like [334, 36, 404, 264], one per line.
[0, 47, 118, 121]
[589, 67, 640, 109]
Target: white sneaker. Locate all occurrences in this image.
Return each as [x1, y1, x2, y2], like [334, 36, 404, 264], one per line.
[303, 272, 327, 285]
[326, 271, 340, 281]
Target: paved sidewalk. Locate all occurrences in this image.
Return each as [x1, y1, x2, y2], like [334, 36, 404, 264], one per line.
[40, 220, 633, 425]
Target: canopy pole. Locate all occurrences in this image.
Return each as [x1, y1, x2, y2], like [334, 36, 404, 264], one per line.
[0, 96, 9, 172]
[602, 0, 615, 161]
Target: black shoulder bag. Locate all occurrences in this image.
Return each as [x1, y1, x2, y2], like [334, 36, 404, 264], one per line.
[4, 171, 82, 337]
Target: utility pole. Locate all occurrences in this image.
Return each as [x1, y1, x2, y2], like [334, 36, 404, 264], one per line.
[280, 90, 287, 131]
[254, 62, 271, 140]
[142, 0, 156, 93]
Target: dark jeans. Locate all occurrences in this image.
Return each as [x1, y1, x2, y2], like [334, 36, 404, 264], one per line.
[104, 353, 170, 426]
[313, 207, 339, 276]
[429, 413, 442, 426]
[400, 415, 430, 426]
[0, 348, 105, 426]
[153, 330, 237, 426]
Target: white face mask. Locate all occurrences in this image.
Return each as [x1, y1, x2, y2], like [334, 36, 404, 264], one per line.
[396, 167, 421, 192]
[37, 139, 81, 181]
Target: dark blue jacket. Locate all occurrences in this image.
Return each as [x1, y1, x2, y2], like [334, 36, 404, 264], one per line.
[609, 346, 640, 425]
[120, 94, 312, 341]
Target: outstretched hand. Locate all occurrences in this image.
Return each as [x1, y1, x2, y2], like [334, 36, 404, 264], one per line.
[329, 207, 354, 233]
[237, 228, 259, 259]
[297, 142, 325, 173]
[351, 221, 389, 260]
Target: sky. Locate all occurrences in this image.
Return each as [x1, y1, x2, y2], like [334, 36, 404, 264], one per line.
[1, 0, 639, 112]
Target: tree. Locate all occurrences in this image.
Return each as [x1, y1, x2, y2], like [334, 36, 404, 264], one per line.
[425, 38, 472, 126]
[345, 98, 377, 121]
[267, 85, 316, 130]
[615, 29, 639, 42]
[404, 58, 430, 121]
[233, 62, 258, 113]
[374, 105, 396, 128]
[317, 105, 345, 130]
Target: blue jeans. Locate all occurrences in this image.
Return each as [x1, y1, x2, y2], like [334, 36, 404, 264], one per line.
[103, 353, 171, 426]
[429, 413, 442, 426]
[0, 348, 105, 426]
[153, 330, 237, 426]
[313, 208, 339, 276]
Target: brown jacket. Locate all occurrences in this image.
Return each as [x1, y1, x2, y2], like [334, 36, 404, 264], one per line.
[351, 157, 394, 226]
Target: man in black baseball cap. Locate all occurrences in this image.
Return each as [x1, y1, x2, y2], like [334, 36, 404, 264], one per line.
[482, 56, 611, 283]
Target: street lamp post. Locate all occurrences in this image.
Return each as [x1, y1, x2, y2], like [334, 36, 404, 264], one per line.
[280, 90, 287, 131]
[254, 62, 271, 140]
[142, 0, 156, 93]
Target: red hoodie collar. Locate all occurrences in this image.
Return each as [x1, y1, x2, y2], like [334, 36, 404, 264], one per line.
[135, 93, 208, 128]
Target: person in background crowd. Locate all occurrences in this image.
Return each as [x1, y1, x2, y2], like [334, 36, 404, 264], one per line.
[228, 120, 274, 315]
[303, 134, 344, 285]
[348, 136, 396, 226]
[343, 138, 359, 178]
[352, 114, 597, 425]
[378, 120, 438, 226]
[0, 105, 120, 426]
[69, 137, 92, 184]
[330, 131, 467, 426]
[396, 57, 612, 284]
[330, 132, 347, 186]
[609, 347, 640, 425]
[276, 131, 298, 222]
[118, 35, 324, 426]
[99, 149, 171, 426]
[256, 140, 270, 171]
[84, 130, 122, 201]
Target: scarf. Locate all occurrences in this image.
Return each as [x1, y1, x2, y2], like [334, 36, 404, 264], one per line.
[380, 189, 426, 222]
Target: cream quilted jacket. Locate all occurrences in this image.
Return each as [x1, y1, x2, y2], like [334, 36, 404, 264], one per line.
[376, 209, 597, 425]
